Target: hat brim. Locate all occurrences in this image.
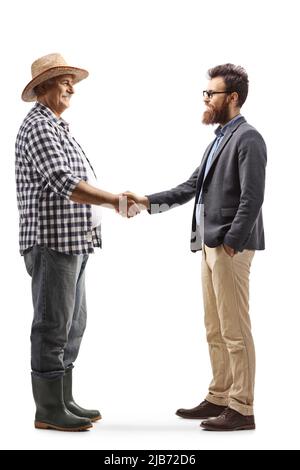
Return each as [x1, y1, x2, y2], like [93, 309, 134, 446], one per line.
[21, 66, 89, 102]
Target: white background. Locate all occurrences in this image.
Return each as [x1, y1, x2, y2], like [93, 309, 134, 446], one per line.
[1, 0, 299, 450]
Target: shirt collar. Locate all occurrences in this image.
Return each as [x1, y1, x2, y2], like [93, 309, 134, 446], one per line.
[34, 102, 70, 131]
[214, 114, 243, 137]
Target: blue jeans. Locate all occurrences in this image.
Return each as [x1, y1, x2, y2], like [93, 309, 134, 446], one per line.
[24, 245, 89, 378]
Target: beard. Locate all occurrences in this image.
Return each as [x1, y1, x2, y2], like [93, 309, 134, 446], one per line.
[202, 100, 230, 125]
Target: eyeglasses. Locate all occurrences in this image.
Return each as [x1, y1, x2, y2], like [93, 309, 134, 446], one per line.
[202, 90, 232, 99]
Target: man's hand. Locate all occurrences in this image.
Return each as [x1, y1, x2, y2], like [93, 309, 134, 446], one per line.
[122, 191, 150, 218]
[223, 243, 236, 257]
[116, 194, 141, 218]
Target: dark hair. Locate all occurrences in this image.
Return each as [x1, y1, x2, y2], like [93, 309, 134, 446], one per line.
[34, 77, 56, 97]
[208, 63, 249, 107]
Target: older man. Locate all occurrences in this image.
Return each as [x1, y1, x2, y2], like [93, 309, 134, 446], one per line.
[16, 53, 136, 431]
[125, 64, 266, 431]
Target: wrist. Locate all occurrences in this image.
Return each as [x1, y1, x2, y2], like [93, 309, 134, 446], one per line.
[111, 194, 120, 209]
[142, 196, 150, 209]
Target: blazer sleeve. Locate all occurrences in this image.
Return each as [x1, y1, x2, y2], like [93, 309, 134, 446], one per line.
[223, 129, 267, 251]
[146, 166, 199, 214]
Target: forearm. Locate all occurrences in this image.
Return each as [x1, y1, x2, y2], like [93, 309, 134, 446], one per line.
[147, 168, 199, 214]
[70, 180, 118, 208]
[147, 186, 196, 215]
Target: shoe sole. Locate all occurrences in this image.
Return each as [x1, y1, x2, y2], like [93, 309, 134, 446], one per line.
[200, 424, 256, 431]
[35, 421, 92, 432]
[176, 412, 222, 420]
[91, 415, 102, 423]
[177, 415, 218, 420]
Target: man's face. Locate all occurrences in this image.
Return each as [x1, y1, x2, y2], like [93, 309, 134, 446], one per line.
[44, 74, 75, 115]
[202, 77, 231, 125]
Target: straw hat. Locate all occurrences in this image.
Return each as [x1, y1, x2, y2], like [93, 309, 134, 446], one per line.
[22, 53, 89, 102]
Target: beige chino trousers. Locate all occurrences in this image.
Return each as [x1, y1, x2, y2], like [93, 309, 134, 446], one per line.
[202, 244, 255, 416]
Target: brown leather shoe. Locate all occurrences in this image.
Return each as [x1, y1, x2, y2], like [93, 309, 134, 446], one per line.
[176, 400, 227, 419]
[200, 407, 255, 431]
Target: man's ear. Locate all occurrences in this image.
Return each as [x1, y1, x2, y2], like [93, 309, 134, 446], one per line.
[231, 91, 239, 106]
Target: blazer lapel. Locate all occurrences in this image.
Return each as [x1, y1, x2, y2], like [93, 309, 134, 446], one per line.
[197, 140, 215, 181]
[205, 132, 232, 176]
[193, 140, 215, 198]
[202, 117, 246, 183]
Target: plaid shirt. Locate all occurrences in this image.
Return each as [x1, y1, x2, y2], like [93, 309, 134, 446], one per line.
[15, 102, 102, 255]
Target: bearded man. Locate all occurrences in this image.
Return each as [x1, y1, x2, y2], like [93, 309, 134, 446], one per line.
[124, 64, 267, 431]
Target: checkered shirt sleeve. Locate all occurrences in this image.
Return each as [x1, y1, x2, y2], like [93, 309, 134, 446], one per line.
[26, 120, 81, 198]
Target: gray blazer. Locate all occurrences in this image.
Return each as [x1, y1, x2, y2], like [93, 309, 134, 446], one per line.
[147, 117, 267, 252]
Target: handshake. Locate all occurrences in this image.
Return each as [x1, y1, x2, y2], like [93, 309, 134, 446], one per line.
[116, 192, 150, 218]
